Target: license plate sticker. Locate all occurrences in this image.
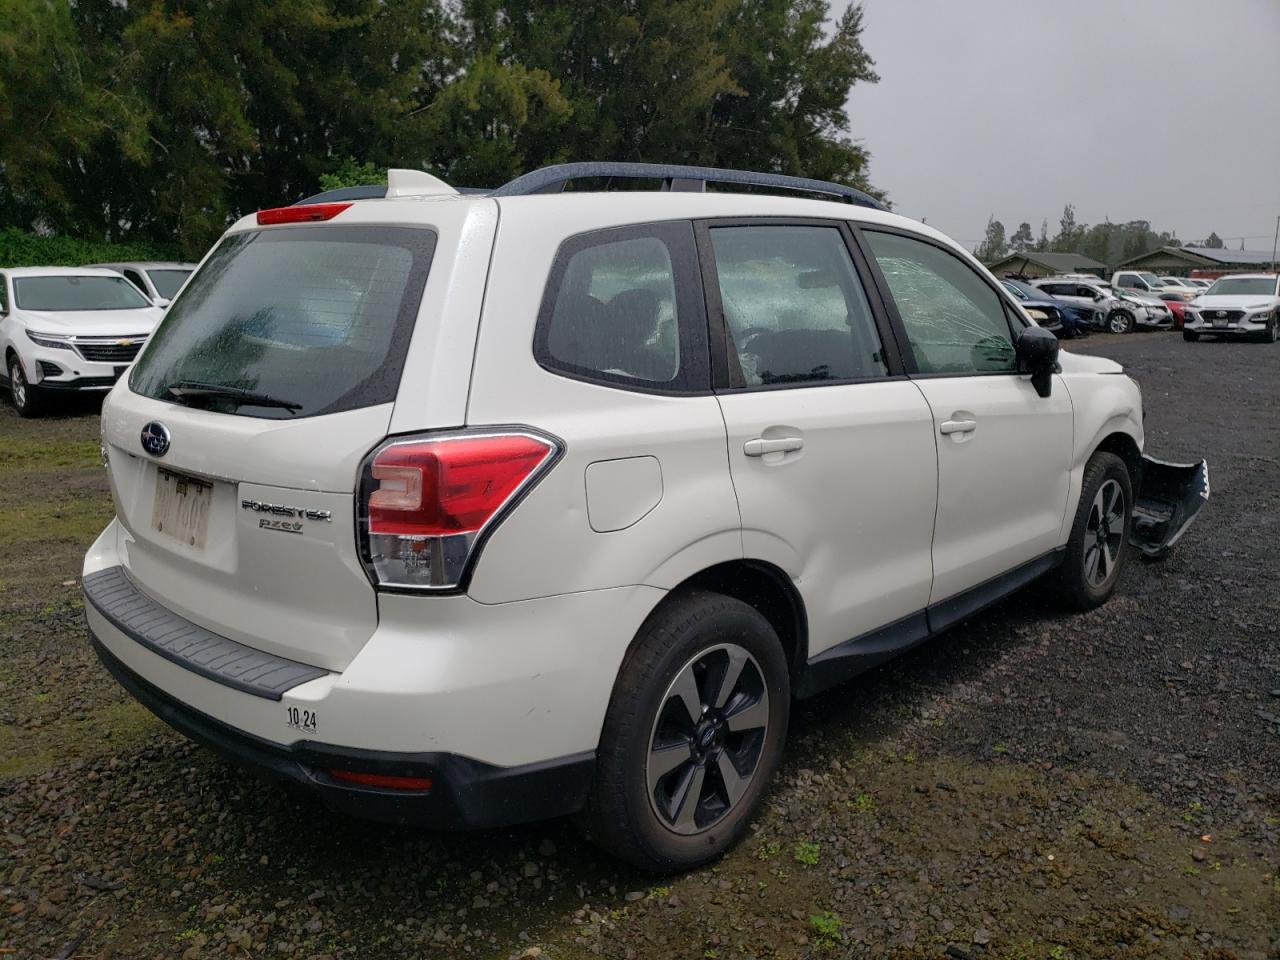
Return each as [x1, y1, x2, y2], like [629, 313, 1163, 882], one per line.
[151, 468, 213, 549]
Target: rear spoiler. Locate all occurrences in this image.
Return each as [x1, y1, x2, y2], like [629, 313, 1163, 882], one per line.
[1131, 456, 1210, 558]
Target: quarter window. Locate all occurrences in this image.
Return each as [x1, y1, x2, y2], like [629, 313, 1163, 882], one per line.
[709, 225, 887, 386]
[536, 222, 705, 391]
[864, 230, 1016, 375]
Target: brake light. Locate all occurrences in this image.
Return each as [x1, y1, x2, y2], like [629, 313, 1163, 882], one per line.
[256, 202, 352, 225]
[358, 430, 560, 590]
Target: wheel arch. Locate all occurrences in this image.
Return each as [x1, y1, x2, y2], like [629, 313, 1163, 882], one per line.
[1093, 429, 1143, 488]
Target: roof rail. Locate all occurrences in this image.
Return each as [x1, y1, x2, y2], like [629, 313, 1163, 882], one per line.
[489, 162, 887, 210]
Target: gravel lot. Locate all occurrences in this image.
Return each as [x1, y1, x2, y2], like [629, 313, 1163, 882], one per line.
[2, 332, 1278, 960]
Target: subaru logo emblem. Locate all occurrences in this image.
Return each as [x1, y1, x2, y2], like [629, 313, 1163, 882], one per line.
[140, 421, 171, 458]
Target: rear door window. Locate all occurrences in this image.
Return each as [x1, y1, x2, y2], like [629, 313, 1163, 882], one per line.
[130, 225, 435, 419]
[535, 221, 707, 392]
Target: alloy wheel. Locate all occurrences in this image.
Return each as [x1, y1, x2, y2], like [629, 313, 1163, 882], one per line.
[9, 362, 26, 409]
[1084, 478, 1125, 588]
[1108, 311, 1133, 335]
[646, 643, 769, 835]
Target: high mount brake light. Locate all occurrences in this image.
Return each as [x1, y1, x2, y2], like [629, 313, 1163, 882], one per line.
[256, 202, 352, 225]
[358, 430, 560, 590]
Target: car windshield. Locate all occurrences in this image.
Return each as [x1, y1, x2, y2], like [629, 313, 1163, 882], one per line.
[129, 225, 436, 419]
[1003, 280, 1041, 300]
[146, 269, 192, 299]
[1204, 277, 1278, 297]
[13, 275, 152, 311]
[1138, 272, 1162, 285]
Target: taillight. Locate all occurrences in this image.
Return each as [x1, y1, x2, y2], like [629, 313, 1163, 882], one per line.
[256, 202, 352, 225]
[357, 429, 561, 590]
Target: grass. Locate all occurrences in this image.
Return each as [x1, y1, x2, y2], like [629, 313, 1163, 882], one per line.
[809, 911, 842, 950]
[0, 698, 159, 778]
[0, 493, 113, 548]
[0, 435, 102, 475]
[793, 841, 821, 866]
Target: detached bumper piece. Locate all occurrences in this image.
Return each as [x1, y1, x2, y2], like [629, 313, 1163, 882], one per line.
[1131, 456, 1210, 558]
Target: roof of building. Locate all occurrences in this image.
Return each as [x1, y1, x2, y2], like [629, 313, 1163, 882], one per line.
[1115, 246, 1278, 269]
[986, 251, 1108, 271]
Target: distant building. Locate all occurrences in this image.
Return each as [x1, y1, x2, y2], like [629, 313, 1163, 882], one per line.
[984, 251, 1108, 279]
[1113, 246, 1278, 279]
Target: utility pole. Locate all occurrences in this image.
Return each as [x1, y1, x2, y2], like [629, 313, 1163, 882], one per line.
[1272, 214, 1279, 274]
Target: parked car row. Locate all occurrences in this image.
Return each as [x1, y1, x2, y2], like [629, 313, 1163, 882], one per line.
[0, 262, 194, 416]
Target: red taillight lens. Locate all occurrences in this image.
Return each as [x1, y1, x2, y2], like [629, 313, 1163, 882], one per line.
[256, 202, 352, 225]
[327, 769, 433, 791]
[359, 430, 559, 589]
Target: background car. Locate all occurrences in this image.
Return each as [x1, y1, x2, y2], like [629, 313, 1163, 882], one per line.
[1001, 279, 1089, 337]
[0, 266, 164, 416]
[1182, 273, 1280, 342]
[1186, 278, 1214, 291]
[88, 261, 197, 307]
[1112, 270, 1190, 299]
[1159, 276, 1202, 299]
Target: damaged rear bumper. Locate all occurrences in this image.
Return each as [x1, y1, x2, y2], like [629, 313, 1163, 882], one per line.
[1131, 456, 1210, 557]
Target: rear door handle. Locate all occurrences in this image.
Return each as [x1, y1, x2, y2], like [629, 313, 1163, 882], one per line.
[744, 436, 804, 457]
[939, 418, 978, 436]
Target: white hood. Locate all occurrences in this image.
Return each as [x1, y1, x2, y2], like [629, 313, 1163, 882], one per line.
[1192, 294, 1278, 311]
[1059, 349, 1123, 375]
[17, 306, 163, 336]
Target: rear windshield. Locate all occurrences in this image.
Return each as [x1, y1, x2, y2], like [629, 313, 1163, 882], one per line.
[146, 268, 192, 299]
[14, 275, 151, 311]
[130, 225, 436, 419]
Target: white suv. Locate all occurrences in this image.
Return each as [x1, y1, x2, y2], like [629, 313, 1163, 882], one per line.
[1182, 273, 1280, 342]
[2, 267, 164, 417]
[82, 164, 1209, 871]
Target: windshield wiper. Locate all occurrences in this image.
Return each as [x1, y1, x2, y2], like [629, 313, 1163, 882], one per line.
[165, 380, 302, 413]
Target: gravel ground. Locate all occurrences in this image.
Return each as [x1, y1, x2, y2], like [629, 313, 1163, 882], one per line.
[2, 332, 1278, 960]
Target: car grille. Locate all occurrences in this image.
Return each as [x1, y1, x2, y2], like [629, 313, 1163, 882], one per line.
[74, 339, 145, 363]
[1204, 310, 1243, 322]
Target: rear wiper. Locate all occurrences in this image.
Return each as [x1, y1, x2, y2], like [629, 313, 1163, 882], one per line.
[165, 380, 302, 413]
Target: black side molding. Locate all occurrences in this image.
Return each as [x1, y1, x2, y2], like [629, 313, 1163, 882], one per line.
[83, 566, 328, 701]
[797, 549, 1064, 699]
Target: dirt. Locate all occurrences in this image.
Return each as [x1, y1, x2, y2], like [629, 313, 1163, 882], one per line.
[1, 333, 1277, 960]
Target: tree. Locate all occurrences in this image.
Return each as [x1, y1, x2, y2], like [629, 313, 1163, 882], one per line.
[1010, 222, 1034, 254]
[1051, 203, 1085, 252]
[1036, 219, 1050, 251]
[1202, 231, 1224, 248]
[975, 215, 1007, 261]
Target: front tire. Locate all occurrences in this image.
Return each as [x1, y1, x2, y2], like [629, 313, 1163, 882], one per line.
[7, 357, 44, 418]
[1051, 452, 1133, 611]
[1107, 310, 1136, 335]
[582, 590, 790, 872]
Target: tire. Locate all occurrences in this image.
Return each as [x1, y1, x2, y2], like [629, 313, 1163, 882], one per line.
[1265, 316, 1279, 343]
[1050, 451, 1133, 611]
[7, 356, 44, 418]
[582, 590, 790, 873]
[1107, 310, 1135, 335]
[1183, 330, 1199, 342]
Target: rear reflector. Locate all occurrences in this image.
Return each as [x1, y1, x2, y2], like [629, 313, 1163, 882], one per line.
[257, 202, 352, 225]
[358, 429, 560, 590]
[327, 768, 433, 791]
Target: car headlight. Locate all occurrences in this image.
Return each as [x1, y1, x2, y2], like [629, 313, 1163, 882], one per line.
[25, 330, 75, 350]
[1026, 308, 1048, 321]
[1248, 310, 1272, 323]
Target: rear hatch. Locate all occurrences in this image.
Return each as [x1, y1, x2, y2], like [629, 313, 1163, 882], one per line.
[99, 201, 495, 671]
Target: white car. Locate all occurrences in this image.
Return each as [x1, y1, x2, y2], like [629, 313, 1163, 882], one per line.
[1033, 277, 1171, 334]
[1159, 276, 1203, 298]
[81, 164, 1208, 871]
[88, 261, 197, 307]
[1182, 273, 1280, 342]
[1, 267, 165, 417]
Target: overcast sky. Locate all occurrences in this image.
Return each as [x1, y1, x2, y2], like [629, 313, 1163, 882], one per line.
[843, 0, 1280, 251]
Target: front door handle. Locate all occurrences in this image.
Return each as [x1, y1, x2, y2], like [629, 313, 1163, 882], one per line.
[939, 418, 978, 436]
[744, 436, 804, 457]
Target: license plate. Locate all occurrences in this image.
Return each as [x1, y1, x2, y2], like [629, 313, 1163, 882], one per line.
[1213, 317, 1228, 328]
[151, 468, 213, 549]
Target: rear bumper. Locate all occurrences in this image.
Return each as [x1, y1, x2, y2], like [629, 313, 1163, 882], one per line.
[90, 636, 594, 829]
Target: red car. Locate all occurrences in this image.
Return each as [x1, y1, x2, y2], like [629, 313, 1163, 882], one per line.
[1160, 295, 1186, 329]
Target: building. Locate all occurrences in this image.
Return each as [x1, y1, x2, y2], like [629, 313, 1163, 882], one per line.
[1113, 246, 1278, 279]
[984, 251, 1108, 279]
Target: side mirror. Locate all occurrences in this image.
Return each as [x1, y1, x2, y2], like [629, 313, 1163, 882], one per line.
[1016, 326, 1059, 398]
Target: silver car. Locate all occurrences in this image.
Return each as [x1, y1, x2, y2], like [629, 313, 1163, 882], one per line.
[1033, 277, 1172, 334]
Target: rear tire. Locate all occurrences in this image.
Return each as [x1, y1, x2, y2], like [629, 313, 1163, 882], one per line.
[1050, 452, 1133, 611]
[8, 357, 44, 418]
[1107, 310, 1135, 335]
[1183, 330, 1199, 342]
[582, 590, 790, 873]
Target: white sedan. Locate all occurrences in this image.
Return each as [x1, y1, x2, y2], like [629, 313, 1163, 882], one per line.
[0, 267, 164, 416]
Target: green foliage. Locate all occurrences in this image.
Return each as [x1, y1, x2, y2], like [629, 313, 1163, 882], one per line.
[0, 1, 882, 255]
[0, 227, 177, 268]
[809, 911, 842, 950]
[793, 840, 821, 866]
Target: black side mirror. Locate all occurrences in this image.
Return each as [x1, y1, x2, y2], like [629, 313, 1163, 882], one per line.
[1016, 326, 1059, 398]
